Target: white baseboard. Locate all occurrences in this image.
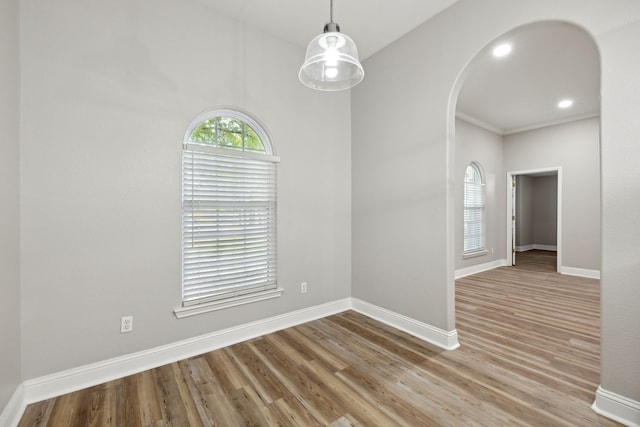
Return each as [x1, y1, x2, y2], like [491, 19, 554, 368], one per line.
[516, 244, 557, 252]
[0, 385, 25, 427]
[21, 297, 459, 408]
[19, 297, 463, 410]
[455, 259, 508, 279]
[561, 266, 601, 279]
[534, 244, 557, 251]
[14, 296, 464, 425]
[351, 298, 459, 350]
[592, 385, 640, 427]
[22, 298, 352, 406]
[6, 299, 637, 427]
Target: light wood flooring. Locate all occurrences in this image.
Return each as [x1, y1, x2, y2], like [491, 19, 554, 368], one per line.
[514, 249, 557, 272]
[20, 261, 617, 426]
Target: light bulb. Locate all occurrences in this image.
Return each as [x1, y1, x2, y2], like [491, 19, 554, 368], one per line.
[325, 67, 338, 79]
[319, 34, 345, 50]
[558, 99, 574, 109]
[493, 43, 512, 58]
[324, 49, 339, 67]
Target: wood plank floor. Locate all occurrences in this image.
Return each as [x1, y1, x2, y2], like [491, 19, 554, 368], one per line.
[514, 249, 557, 272]
[20, 261, 618, 426]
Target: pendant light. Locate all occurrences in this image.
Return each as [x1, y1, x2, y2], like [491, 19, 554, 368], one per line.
[299, 0, 364, 91]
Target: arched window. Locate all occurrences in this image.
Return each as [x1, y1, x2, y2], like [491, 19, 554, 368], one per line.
[463, 162, 486, 255]
[177, 109, 280, 316]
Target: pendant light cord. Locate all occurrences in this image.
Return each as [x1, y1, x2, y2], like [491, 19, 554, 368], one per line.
[330, 0, 334, 23]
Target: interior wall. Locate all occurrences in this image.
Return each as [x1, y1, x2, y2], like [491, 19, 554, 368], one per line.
[352, 0, 639, 403]
[454, 118, 505, 270]
[515, 176, 534, 247]
[351, 19, 452, 328]
[0, 0, 22, 413]
[599, 17, 640, 401]
[20, 0, 352, 379]
[12, 0, 640, 410]
[516, 175, 558, 249]
[532, 176, 558, 246]
[504, 117, 599, 270]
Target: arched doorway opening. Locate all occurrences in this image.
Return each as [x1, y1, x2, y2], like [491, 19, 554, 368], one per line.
[446, 20, 603, 420]
[448, 19, 601, 331]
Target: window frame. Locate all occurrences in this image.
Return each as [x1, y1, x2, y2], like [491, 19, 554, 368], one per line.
[175, 108, 282, 318]
[463, 161, 487, 258]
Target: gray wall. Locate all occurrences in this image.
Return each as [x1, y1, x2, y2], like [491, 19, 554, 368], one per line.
[352, 0, 639, 402]
[0, 0, 22, 413]
[454, 119, 505, 270]
[532, 176, 558, 246]
[7, 0, 640, 411]
[20, 0, 352, 379]
[516, 175, 558, 248]
[505, 118, 600, 270]
[599, 17, 640, 401]
[515, 176, 534, 247]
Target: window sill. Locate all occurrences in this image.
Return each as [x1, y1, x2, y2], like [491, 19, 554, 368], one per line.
[463, 249, 488, 259]
[174, 288, 284, 319]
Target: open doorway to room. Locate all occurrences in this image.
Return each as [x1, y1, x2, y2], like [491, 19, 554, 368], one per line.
[452, 21, 601, 280]
[507, 168, 560, 273]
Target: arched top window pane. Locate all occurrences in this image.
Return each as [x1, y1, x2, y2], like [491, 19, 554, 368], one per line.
[189, 116, 265, 154]
[185, 109, 275, 157]
[464, 162, 483, 185]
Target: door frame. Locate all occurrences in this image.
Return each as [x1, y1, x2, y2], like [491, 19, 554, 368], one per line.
[506, 167, 562, 273]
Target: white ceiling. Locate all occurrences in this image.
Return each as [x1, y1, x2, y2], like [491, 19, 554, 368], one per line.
[199, 2, 600, 134]
[456, 21, 600, 134]
[197, 0, 459, 60]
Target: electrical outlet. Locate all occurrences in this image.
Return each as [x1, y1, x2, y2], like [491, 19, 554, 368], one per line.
[300, 282, 308, 294]
[121, 315, 133, 333]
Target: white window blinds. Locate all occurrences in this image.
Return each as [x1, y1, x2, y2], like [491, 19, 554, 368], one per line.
[464, 163, 485, 253]
[182, 145, 278, 306]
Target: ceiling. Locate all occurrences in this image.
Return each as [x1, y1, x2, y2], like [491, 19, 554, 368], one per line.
[197, 0, 459, 60]
[200, 2, 600, 134]
[456, 21, 600, 134]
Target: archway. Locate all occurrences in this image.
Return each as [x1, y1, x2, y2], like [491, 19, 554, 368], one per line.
[447, 20, 601, 340]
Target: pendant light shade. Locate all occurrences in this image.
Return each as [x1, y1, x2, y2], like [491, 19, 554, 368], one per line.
[299, 3, 364, 91]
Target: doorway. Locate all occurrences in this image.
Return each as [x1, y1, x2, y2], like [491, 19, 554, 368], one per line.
[507, 168, 561, 273]
[446, 17, 604, 422]
[449, 20, 601, 341]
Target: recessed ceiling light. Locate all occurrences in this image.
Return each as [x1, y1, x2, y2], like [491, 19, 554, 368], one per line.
[558, 99, 574, 109]
[492, 43, 512, 58]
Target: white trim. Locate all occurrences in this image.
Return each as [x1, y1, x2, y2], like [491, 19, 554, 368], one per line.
[0, 385, 25, 427]
[561, 266, 601, 279]
[532, 244, 557, 251]
[174, 288, 285, 318]
[456, 112, 504, 135]
[592, 386, 640, 427]
[22, 298, 351, 405]
[455, 259, 508, 279]
[516, 244, 557, 252]
[15, 298, 461, 422]
[351, 298, 460, 350]
[3, 303, 634, 427]
[456, 112, 600, 137]
[462, 249, 488, 259]
[504, 113, 600, 135]
[506, 167, 562, 272]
